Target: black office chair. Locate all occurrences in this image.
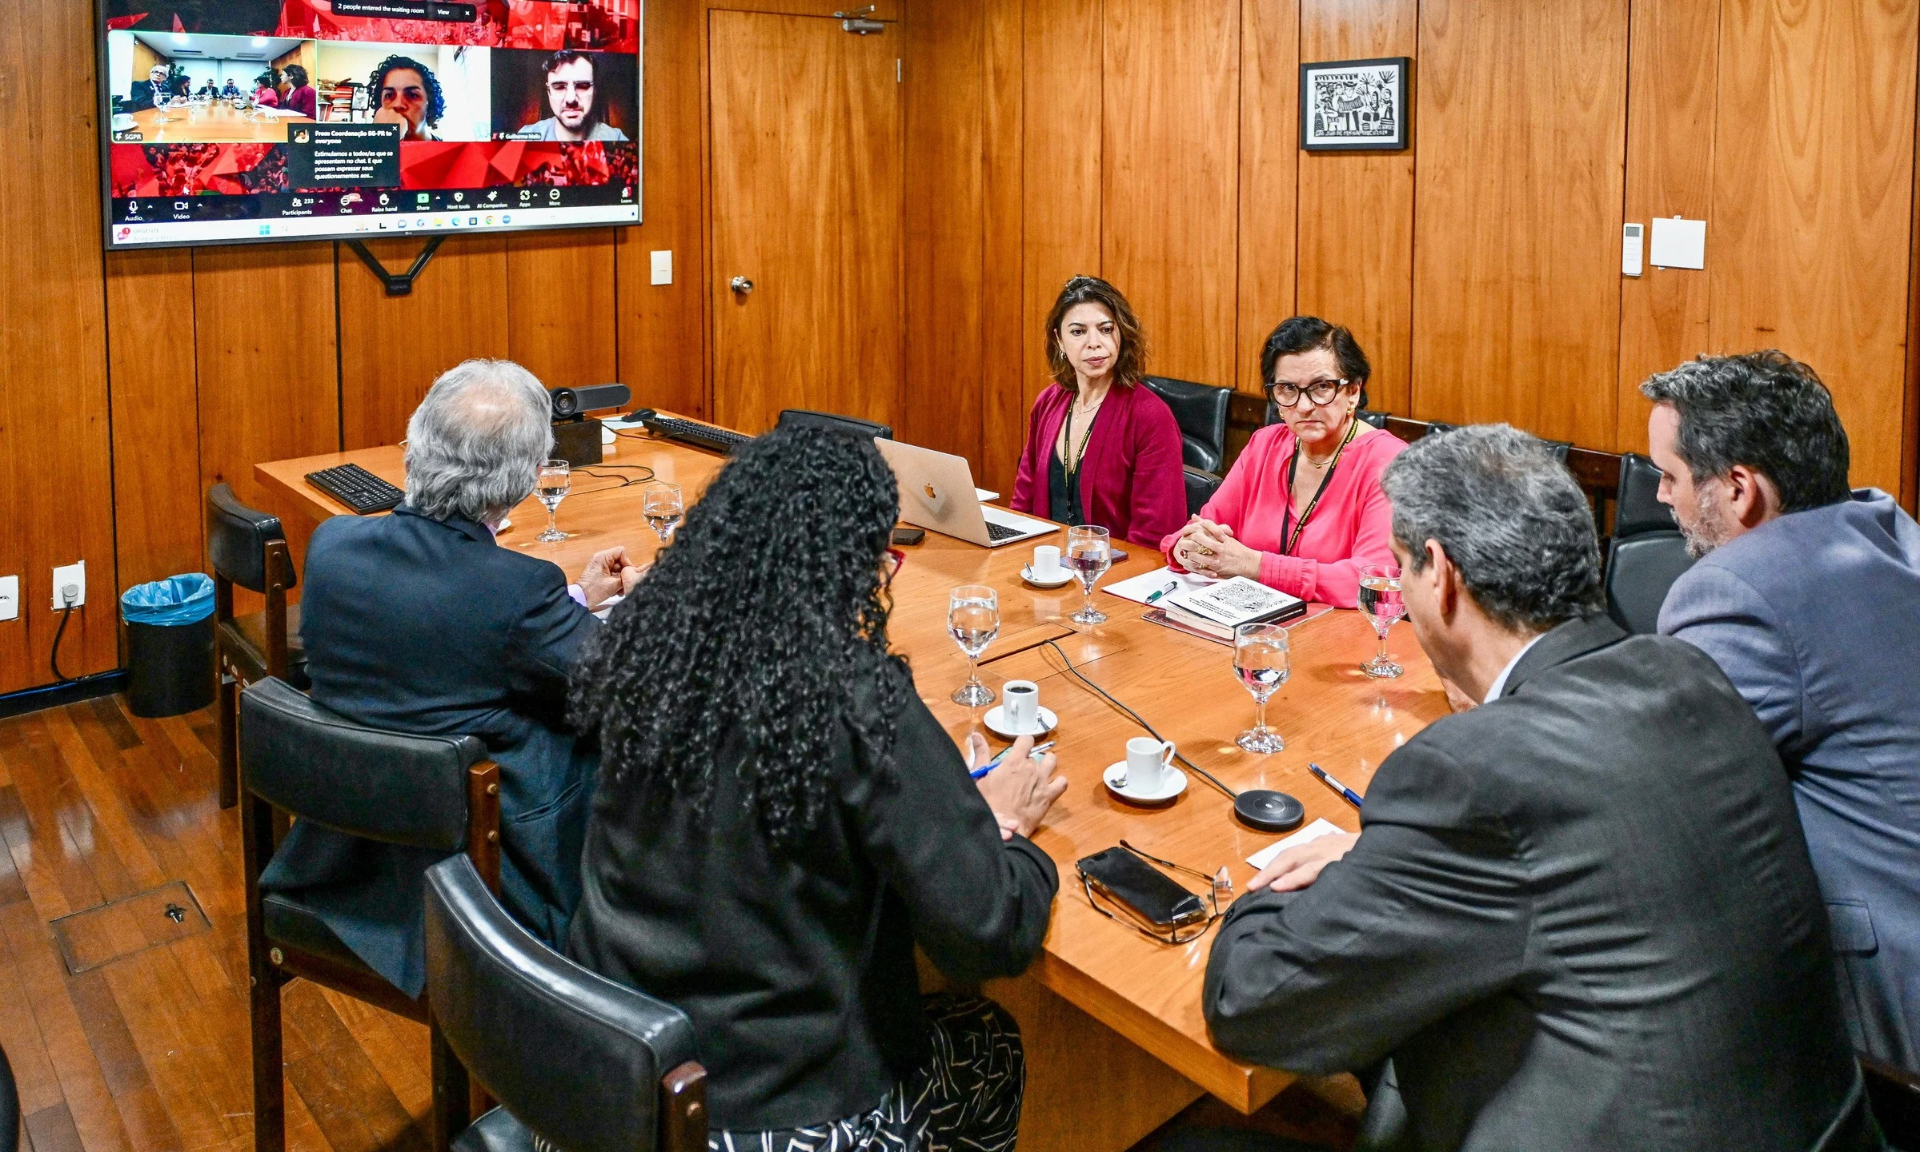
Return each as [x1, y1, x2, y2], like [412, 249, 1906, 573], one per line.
[1864, 1056, 1920, 1151]
[1, 1039, 18, 1152]
[1543, 439, 1573, 464]
[241, 677, 501, 1152]
[210, 482, 307, 809]
[1143, 376, 1231, 474]
[424, 855, 708, 1152]
[1183, 466, 1223, 515]
[1604, 454, 1693, 634]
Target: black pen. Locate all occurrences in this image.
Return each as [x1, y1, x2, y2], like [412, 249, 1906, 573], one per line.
[1308, 763, 1363, 808]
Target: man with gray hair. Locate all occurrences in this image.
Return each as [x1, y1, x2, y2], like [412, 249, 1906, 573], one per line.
[1202, 426, 1875, 1149]
[260, 359, 642, 997]
[1649, 351, 1920, 1076]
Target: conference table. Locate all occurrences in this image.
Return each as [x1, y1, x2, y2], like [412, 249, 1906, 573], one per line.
[257, 426, 1448, 1152]
[126, 101, 314, 143]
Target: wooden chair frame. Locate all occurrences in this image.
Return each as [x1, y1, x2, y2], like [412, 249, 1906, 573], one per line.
[215, 537, 295, 809]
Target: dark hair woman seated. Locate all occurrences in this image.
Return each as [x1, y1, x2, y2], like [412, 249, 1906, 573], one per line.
[567, 426, 1067, 1149]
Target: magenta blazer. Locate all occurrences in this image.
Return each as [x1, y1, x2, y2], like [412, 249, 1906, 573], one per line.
[1011, 381, 1188, 547]
[1161, 422, 1408, 608]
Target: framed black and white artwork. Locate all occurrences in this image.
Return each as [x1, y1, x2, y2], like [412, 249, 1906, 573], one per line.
[1300, 57, 1410, 152]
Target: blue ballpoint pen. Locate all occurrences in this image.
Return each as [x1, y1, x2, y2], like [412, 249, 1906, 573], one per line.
[971, 740, 1055, 780]
[1308, 763, 1364, 808]
[1143, 581, 1179, 605]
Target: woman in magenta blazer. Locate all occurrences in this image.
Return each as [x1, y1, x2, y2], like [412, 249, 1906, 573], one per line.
[1011, 277, 1187, 546]
[1163, 317, 1407, 608]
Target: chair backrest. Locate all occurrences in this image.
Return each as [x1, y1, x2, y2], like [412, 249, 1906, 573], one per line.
[208, 482, 296, 595]
[239, 677, 483, 851]
[1605, 532, 1694, 634]
[0, 1038, 18, 1152]
[1183, 466, 1222, 516]
[425, 856, 701, 1152]
[1358, 409, 1390, 430]
[1615, 452, 1679, 537]
[1143, 376, 1230, 473]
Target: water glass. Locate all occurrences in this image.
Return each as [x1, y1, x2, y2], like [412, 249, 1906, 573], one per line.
[1358, 563, 1405, 678]
[1234, 622, 1290, 753]
[643, 482, 684, 543]
[535, 459, 571, 542]
[948, 585, 1000, 706]
[1065, 525, 1112, 625]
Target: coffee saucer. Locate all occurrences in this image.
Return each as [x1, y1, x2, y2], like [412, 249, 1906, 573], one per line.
[984, 705, 1057, 739]
[1103, 761, 1188, 806]
[1021, 565, 1075, 589]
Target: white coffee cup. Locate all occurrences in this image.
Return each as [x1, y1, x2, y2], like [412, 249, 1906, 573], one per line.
[1003, 680, 1040, 732]
[1032, 545, 1062, 580]
[1124, 737, 1175, 793]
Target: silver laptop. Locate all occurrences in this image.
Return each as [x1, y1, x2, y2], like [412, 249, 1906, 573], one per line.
[874, 439, 1056, 547]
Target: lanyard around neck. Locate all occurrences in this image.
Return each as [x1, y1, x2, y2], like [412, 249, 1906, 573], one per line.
[1061, 396, 1102, 478]
[1279, 417, 1359, 556]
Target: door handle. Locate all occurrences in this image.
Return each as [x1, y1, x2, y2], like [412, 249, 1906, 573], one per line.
[730, 276, 754, 295]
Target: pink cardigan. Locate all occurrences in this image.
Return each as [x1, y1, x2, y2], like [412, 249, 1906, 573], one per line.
[1011, 382, 1188, 546]
[1161, 423, 1407, 608]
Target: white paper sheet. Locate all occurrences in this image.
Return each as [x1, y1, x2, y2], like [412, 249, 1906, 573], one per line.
[1101, 565, 1219, 605]
[975, 488, 999, 502]
[1649, 217, 1706, 270]
[1246, 817, 1347, 870]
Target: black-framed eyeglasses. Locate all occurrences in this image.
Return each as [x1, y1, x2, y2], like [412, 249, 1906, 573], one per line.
[1078, 840, 1233, 946]
[1266, 377, 1351, 408]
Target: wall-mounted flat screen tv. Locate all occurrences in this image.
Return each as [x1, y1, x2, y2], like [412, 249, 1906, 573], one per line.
[97, 0, 641, 249]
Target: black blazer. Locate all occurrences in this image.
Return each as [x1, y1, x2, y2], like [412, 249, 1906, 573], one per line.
[260, 506, 600, 996]
[1205, 617, 1868, 1152]
[566, 663, 1059, 1132]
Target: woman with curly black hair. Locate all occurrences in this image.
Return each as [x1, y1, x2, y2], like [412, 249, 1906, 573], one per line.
[566, 425, 1066, 1152]
[369, 54, 442, 141]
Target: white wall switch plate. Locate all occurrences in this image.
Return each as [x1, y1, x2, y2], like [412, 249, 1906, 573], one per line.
[650, 249, 673, 286]
[0, 576, 17, 622]
[52, 561, 85, 610]
[1622, 222, 1644, 277]
[1650, 216, 1707, 269]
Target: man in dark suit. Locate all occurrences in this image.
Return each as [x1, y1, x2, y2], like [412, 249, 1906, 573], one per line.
[1203, 425, 1878, 1151]
[260, 359, 641, 997]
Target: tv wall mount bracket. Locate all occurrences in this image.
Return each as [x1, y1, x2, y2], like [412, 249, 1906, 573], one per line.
[345, 236, 446, 297]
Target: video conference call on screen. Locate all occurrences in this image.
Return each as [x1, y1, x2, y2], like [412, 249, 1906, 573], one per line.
[98, 0, 641, 248]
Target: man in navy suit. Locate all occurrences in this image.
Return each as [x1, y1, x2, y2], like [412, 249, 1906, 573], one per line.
[1651, 351, 1920, 1075]
[260, 359, 642, 996]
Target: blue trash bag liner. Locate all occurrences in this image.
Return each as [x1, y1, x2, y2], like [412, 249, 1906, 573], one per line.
[121, 573, 216, 626]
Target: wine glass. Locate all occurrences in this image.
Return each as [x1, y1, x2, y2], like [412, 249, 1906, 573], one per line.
[948, 585, 1000, 706]
[1234, 622, 1290, 753]
[535, 459, 571, 542]
[1065, 525, 1112, 625]
[643, 482, 684, 543]
[1358, 563, 1405, 678]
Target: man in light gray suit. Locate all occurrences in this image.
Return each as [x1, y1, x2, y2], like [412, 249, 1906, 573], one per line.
[1650, 351, 1920, 1075]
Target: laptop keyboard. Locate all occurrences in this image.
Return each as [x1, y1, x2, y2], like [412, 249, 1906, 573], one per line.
[985, 520, 1026, 541]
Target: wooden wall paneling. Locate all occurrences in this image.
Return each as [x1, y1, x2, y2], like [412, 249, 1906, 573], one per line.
[615, 0, 709, 419]
[506, 231, 620, 389]
[707, 0, 900, 18]
[1235, 0, 1301, 400]
[1410, 0, 1630, 446]
[1710, 0, 1919, 493]
[977, 0, 1027, 494]
[105, 251, 203, 597]
[1101, 0, 1242, 391]
[0, 0, 119, 693]
[337, 236, 510, 450]
[901, 0, 986, 466]
[191, 243, 341, 610]
[1294, 0, 1413, 413]
[1613, 0, 1719, 455]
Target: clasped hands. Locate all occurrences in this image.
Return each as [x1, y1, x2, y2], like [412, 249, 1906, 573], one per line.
[578, 546, 648, 610]
[1171, 516, 1262, 581]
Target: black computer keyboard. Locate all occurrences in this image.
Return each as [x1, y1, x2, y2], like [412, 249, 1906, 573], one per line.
[305, 463, 404, 514]
[631, 410, 754, 456]
[985, 520, 1025, 541]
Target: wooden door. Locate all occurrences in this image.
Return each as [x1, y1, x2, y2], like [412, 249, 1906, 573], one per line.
[709, 10, 903, 434]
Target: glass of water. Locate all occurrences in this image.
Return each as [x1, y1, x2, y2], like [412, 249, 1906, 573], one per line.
[948, 585, 1000, 706]
[1358, 563, 1405, 678]
[535, 459, 571, 542]
[1234, 622, 1290, 753]
[1065, 525, 1112, 625]
[643, 482, 684, 543]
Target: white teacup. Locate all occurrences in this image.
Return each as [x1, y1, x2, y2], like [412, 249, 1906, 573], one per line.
[1031, 544, 1062, 580]
[1003, 680, 1040, 732]
[1124, 737, 1175, 793]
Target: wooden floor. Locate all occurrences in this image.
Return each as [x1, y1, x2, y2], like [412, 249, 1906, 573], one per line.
[0, 693, 1356, 1152]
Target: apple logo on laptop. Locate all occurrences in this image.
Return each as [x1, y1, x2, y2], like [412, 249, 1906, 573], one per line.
[919, 481, 946, 515]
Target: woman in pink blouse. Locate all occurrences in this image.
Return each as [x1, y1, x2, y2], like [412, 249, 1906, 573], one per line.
[1163, 317, 1406, 608]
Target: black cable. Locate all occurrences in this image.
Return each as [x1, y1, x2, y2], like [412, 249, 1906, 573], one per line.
[1041, 639, 1240, 801]
[50, 601, 76, 685]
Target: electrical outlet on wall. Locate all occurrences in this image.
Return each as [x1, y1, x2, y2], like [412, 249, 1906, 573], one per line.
[52, 561, 85, 610]
[0, 575, 17, 622]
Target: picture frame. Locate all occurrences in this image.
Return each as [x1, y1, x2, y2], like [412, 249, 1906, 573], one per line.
[1300, 57, 1410, 152]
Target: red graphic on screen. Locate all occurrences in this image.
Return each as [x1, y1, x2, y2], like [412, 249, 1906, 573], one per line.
[393, 140, 635, 189]
[277, 0, 637, 51]
[111, 144, 291, 197]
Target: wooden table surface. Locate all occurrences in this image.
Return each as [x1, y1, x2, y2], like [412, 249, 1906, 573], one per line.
[256, 430, 1448, 1137]
[128, 102, 313, 143]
